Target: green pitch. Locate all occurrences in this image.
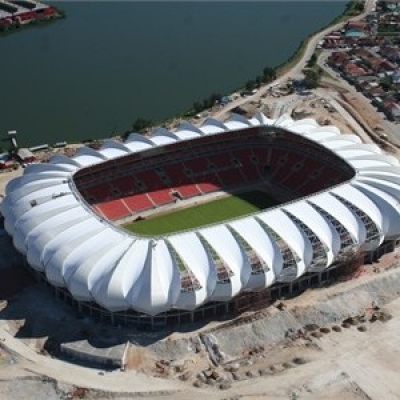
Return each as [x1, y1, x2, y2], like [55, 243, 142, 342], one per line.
[124, 190, 278, 236]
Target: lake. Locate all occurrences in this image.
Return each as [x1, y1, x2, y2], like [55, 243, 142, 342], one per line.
[0, 1, 346, 147]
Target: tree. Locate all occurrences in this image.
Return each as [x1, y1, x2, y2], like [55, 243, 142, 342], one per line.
[202, 95, 210, 109]
[345, 0, 364, 15]
[121, 130, 132, 141]
[245, 80, 256, 91]
[307, 53, 317, 68]
[354, 1, 364, 13]
[303, 69, 321, 89]
[208, 92, 221, 106]
[263, 66, 276, 82]
[132, 117, 152, 133]
[192, 101, 203, 113]
[380, 76, 392, 92]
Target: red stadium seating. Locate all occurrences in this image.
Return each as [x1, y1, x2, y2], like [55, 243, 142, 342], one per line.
[232, 149, 251, 162]
[300, 166, 343, 195]
[198, 182, 220, 193]
[268, 149, 288, 173]
[175, 184, 200, 198]
[95, 199, 131, 220]
[208, 154, 232, 169]
[231, 149, 260, 181]
[124, 193, 154, 213]
[251, 147, 273, 166]
[135, 170, 163, 191]
[187, 158, 209, 174]
[297, 158, 322, 177]
[272, 152, 304, 183]
[112, 176, 136, 194]
[148, 189, 173, 206]
[218, 169, 244, 187]
[84, 183, 112, 202]
[73, 128, 354, 222]
[164, 164, 190, 185]
[202, 172, 222, 186]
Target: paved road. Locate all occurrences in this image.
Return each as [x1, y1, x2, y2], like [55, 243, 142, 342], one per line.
[214, 0, 376, 120]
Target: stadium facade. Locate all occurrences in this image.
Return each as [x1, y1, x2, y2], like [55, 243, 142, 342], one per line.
[2, 113, 400, 319]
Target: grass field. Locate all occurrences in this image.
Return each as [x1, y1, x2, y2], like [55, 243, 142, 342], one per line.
[124, 190, 278, 236]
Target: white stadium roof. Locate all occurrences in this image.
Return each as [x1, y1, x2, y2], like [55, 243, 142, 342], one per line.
[3, 113, 400, 316]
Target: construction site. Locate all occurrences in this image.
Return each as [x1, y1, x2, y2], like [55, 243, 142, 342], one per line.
[1, 230, 400, 400]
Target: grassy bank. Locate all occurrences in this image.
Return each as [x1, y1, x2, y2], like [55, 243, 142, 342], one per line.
[276, 0, 365, 76]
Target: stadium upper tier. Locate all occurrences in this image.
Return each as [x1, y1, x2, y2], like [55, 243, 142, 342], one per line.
[2, 113, 400, 316]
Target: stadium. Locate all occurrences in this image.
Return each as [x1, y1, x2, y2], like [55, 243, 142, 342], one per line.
[2, 112, 400, 326]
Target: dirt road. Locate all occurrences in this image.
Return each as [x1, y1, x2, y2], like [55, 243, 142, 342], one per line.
[214, 0, 376, 121]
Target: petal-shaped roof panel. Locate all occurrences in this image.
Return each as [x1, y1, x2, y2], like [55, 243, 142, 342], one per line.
[200, 118, 227, 134]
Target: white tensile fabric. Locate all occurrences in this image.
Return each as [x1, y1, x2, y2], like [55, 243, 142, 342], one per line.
[3, 113, 400, 316]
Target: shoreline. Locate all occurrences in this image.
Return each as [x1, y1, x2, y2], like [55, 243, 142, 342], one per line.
[274, 0, 366, 77]
[209, 0, 374, 123]
[147, 0, 370, 131]
[3, 1, 369, 149]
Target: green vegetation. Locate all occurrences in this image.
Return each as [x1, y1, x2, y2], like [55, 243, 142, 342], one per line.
[306, 48, 322, 69]
[276, 1, 364, 76]
[303, 49, 326, 85]
[189, 92, 222, 117]
[380, 76, 393, 92]
[184, 65, 277, 118]
[378, 25, 400, 35]
[303, 67, 323, 89]
[124, 190, 278, 236]
[307, 53, 318, 69]
[377, 31, 400, 37]
[131, 117, 153, 133]
[242, 66, 277, 93]
[344, 0, 365, 16]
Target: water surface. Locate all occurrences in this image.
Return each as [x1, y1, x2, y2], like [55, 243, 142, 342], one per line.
[1, 2, 346, 146]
